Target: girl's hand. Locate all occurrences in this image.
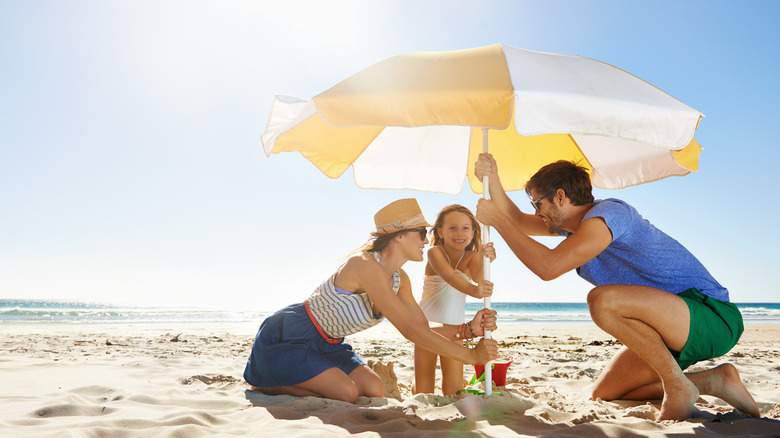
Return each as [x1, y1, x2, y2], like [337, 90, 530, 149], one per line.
[475, 280, 493, 299]
[481, 242, 496, 262]
[469, 308, 497, 337]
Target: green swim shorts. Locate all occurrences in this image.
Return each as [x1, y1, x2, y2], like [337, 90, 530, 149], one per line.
[671, 288, 744, 370]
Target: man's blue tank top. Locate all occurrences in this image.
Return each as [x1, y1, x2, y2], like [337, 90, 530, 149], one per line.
[560, 199, 729, 302]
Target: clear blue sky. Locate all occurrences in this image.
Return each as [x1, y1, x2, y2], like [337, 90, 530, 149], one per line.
[1, 1, 778, 310]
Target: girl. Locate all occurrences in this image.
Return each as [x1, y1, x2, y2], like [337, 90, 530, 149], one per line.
[244, 199, 499, 403]
[414, 204, 495, 396]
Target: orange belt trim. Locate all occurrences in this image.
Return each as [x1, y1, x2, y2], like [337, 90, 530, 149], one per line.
[304, 301, 343, 344]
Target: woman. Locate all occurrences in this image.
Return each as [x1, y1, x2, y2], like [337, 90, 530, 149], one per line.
[244, 198, 499, 403]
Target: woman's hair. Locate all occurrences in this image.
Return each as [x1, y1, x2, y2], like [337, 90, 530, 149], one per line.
[358, 228, 424, 254]
[430, 204, 481, 251]
[525, 160, 594, 206]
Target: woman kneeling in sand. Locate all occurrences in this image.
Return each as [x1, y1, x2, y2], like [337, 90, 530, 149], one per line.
[243, 198, 499, 403]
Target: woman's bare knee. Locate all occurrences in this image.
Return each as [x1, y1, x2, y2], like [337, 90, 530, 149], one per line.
[329, 383, 360, 403]
[362, 375, 385, 398]
[350, 365, 384, 399]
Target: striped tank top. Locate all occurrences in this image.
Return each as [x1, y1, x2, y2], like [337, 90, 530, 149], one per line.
[305, 252, 400, 338]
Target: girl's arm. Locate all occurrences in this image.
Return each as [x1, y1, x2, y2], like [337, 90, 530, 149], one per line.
[468, 242, 495, 284]
[428, 247, 492, 299]
[359, 263, 497, 365]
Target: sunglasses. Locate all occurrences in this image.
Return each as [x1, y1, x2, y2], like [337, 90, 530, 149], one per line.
[530, 190, 556, 212]
[409, 228, 428, 240]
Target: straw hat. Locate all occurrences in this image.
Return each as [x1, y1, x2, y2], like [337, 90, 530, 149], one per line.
[374, 198, 432, 234]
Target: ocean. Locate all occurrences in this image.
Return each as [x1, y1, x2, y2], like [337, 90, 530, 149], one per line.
[2, 299, 779, 326]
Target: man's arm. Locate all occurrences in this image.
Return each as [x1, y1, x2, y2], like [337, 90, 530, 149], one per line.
[489, 215, 612, 280]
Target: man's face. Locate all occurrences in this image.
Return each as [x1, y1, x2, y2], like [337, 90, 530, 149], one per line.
[531, 189, 566, 234]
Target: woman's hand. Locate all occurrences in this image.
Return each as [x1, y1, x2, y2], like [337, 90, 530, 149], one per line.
[470, 338, 499, 364]
[481, 242, 496, 262]
[468, 308, 497, 337]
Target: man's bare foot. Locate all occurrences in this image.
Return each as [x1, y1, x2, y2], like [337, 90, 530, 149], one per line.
[696, 363, 760, 418]
[658, 378, 699, 422]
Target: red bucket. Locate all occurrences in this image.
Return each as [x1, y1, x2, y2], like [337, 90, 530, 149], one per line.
[474, 359, 513, 386]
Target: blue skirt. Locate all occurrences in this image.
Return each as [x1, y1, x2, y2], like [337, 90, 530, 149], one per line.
[243, 302, 365, 388]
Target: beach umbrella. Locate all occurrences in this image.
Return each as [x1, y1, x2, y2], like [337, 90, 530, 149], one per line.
[260, 44, 704, 394]
[262, 44, 702, 194]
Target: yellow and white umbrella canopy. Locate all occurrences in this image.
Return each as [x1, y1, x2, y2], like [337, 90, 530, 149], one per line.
[261, 44, 703, 194]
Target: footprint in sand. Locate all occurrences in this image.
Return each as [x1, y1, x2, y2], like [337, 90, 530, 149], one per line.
[32, 404, 114, 418]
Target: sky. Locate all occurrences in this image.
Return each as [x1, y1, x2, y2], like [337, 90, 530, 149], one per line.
[1, 1, 779, 311]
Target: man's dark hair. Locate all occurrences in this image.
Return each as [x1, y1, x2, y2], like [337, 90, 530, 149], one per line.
[525, 160, 594, 206]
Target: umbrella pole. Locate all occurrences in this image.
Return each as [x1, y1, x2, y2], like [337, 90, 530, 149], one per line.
[481, 128, 492, 396]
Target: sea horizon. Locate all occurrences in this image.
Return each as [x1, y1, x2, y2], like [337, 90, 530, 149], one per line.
[2, 298, 779, 326]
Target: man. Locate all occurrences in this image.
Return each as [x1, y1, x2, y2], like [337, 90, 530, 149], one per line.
[474, 153, 759, 422]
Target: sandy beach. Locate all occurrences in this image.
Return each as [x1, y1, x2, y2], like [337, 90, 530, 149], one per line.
[1, 322, 779, 437]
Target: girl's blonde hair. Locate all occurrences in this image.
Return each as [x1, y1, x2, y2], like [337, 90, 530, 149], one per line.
[430, 205, 481, 251]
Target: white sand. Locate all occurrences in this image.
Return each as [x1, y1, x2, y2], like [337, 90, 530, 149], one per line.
[1, 322, 779, 437]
